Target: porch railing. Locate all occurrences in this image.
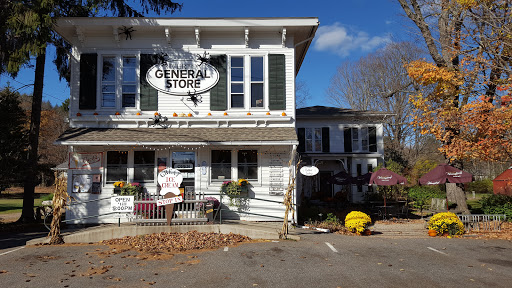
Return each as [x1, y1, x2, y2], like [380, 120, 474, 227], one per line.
[132, 189, 208, 225]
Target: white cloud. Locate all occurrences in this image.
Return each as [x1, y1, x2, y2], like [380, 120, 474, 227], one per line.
[313, 23, 391, 57]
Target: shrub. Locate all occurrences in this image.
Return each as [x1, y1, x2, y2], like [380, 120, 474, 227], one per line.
[408, 185, 445, 214]
[466, 179, 493, 194]
[479, 194, 512, 220]
[344, 211, 372, 234]
[428, 212, 464, 236]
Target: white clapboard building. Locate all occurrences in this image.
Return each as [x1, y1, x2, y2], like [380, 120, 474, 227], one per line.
[295, 106, 390, 204]
[53, 17, 319, 223]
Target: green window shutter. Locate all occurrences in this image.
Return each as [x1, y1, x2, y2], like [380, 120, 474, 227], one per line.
[79, 53, 97, 110]
[369, 126, 377, 152]
[322, 127, 330, 153]
[344, 127, 352, 153]
[297, 128, 305, 153]
[209, 55, 227, 111]
[140, 54, 159, 111]
[268, 54, 286, 110]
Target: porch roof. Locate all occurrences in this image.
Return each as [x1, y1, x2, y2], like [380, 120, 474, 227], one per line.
[55, 127, 298, 146]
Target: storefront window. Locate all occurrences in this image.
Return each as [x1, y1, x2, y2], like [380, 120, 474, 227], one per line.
[238, 150, 258, 180]
[211, 150, 231, 181]
[106, 151, 127, 183]
[134, 151, 155, 183]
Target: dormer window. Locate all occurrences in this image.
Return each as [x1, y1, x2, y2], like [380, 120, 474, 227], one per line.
[100, 55, 138, 109]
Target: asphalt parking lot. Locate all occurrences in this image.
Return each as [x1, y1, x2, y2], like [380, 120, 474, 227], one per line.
[1, 231, 511, 288]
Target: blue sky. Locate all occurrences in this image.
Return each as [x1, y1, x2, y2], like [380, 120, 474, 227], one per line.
[0, 0, 410, 107]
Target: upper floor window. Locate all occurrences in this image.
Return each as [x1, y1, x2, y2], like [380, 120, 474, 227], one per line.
[101, 55, 138, 109]
[229, 55, 265, 109]
[297, 127, 330, 153]
[344, 126, 377, 153]
[306, 128, 322, 152]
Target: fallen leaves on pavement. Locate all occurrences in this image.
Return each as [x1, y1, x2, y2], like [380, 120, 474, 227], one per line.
[100, 230, 252, 254]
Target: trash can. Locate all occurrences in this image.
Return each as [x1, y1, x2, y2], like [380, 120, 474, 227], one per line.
[205, 201, 214, 222]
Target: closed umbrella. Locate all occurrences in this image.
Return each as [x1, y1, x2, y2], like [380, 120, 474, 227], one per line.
[327, 171, 354, 185]
[369, 168, 408, 217]
[419, 163, 473, 210]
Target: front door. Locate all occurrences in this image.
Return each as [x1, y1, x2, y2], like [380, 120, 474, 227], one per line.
[319, 171, 333, 199]
[172, 152, 195, 199]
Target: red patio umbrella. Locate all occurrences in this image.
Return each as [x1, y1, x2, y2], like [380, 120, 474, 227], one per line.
[419, 163, 473, 210]
[369, 168, 408, 216]
[419, 163, 472, 185]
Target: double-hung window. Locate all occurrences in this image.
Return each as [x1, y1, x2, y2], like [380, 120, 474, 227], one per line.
[344, 126, 377, 153]
[101, 55, 138, 109]
[211, 150, 259, 182]
[134, 151, 155, 183]
[106, 151, 128, 183]
[211, 150, 232, 181]
[229, 55, 265, 109]
[305, 128, 322, 152]
[238, 150, 258, 180]
[230, 57, 244, 108]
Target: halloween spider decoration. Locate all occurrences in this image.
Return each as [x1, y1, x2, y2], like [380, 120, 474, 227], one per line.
[119, 26, 136, 40]
[151, 113, 168, 127]
[156, 52, 170, 65]
[196, 51, 210, 66]
[186, 90, 202, 107]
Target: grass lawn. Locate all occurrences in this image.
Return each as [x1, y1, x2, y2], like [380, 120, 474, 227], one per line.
[0, 198, 45, 214]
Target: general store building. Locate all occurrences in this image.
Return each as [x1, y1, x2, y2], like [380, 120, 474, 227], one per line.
[54, 17, 319, 223]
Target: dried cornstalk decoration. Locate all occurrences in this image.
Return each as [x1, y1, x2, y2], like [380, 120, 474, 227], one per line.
[280, 149, 301, 239]
[48, 171, 71, 244]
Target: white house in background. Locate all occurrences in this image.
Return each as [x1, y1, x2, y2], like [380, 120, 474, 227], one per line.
[295, 106, 391, 204]
[53, 17, 319, 223]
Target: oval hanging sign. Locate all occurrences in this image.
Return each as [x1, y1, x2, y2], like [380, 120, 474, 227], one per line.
[146, 59, 220, 96]
[300, 166, 319, 176]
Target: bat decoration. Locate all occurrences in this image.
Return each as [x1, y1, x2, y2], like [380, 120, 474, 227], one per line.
[196, 51, 210, 66]
[119, 26, 136, 40]
[186, 90, 203, 107]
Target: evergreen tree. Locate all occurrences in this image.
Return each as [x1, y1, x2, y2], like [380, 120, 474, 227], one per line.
[3, 0, 182, 223]
[0, 87, 28, 192]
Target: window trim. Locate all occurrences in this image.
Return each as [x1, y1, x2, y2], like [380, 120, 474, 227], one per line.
[97, 53, 140, 111]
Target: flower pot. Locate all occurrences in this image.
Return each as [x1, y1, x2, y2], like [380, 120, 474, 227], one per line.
[428, 229, 438, 237]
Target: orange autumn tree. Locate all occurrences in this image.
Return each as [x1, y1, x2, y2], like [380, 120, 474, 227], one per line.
[408, 61, 512, 162]
[399, 0, 512, 213]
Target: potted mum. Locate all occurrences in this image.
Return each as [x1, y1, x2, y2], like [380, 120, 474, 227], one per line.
[344, 211, 372, 235]
[113, 181, 143, 196]
[220, 179, 250, 209]
[428, 212, 465, 236]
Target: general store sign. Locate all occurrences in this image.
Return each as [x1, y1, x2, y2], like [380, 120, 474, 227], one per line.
[146, 59, 219, 95]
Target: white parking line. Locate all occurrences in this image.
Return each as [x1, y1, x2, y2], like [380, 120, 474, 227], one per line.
[224, 247, 229, 252]
[325, 242, 338, 253]
[0, 246, 25, 256]
[427, 247, 448, 255]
